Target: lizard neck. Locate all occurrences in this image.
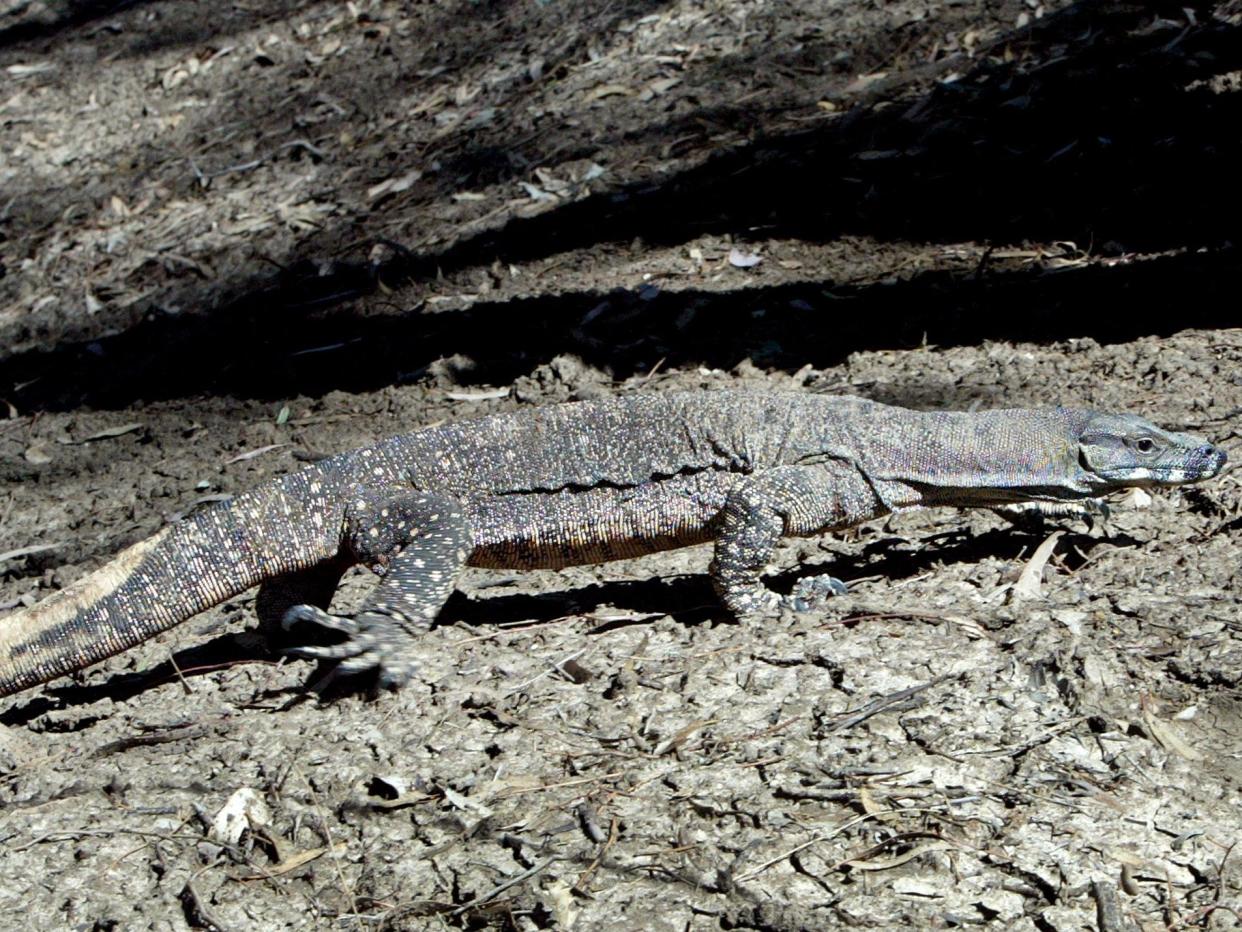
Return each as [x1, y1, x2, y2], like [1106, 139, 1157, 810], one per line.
[823, 404, 1094, 505]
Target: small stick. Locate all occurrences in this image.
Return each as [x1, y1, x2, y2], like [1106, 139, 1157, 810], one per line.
[450, 855, 558, 916]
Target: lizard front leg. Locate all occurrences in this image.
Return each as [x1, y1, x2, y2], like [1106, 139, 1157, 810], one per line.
[284, 489, 474, 687]
[711, 463, 886, 618]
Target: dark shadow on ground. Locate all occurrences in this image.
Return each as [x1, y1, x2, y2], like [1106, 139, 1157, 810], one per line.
[1, 244, 1236, 410]
[0, 522, 1113, 718]
[0, 0, 150, 49]
[3, 2, 1238, 410]
[1, 0, 675, 278]
[0, 0, 321, 53]
[416, 3, 1242, 269]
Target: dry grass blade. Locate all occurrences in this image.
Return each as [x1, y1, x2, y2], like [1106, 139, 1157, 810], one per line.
[233, 843, 348, 881]
[0, 543, 64, 562]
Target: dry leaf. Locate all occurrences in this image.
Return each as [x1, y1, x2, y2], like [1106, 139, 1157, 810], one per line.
[1010, 530, 1062, 601]
[23, 443, 53, 464]
[652, 719, 715, 756]
[366, 169, 422, 202]
[544, 879, 580, 927]
[443, 786, 494, 817]
[445, 388, 510, 401]
[234, 843, 346, 880]
[585, 83, 633, 102]
[6, 62, 56, 78]
[1142, 704, 1204, 761]
[211, 787, 271, 846]
[843, 840, 954, 871]
[728, 247, 762, 268]
[225, 443, 289, 464]
[1120, 487, 1153, 509]
[858, 785, 899, 823]
[61, 423, 144, 444]
[520, 182, 555, 202]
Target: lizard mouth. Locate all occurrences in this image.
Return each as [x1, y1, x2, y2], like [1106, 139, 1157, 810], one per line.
[1097, 445, 1226, 485]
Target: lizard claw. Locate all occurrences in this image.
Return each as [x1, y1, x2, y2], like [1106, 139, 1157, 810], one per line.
[784, 574, 848, 613]
[282, 604, 361, 635]
[282, 605, 421, 689]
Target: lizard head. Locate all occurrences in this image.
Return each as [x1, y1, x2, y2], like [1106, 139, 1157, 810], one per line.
[1076, 412, 1227, 489]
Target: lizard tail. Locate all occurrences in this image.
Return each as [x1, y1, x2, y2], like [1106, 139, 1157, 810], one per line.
[0, 474, 341, 697]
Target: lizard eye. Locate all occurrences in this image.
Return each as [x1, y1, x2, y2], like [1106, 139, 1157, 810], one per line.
[1134, 437, 1156, 454]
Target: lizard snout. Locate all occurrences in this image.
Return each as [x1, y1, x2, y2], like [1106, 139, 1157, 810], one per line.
[1192, 442, 1227, 479]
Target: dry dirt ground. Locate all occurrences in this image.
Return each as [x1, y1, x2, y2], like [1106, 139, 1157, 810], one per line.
[1, 0, 1242, 929]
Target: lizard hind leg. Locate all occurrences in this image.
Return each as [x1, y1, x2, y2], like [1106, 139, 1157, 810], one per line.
[255, 557, 351, 636]
[283, 489, 475, 688]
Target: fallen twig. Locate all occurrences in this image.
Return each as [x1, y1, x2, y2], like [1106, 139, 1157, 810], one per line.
[450, 855, 558, 916]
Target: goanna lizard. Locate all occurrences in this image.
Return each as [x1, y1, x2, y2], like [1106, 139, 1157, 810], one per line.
[0, 391, 1226, 698]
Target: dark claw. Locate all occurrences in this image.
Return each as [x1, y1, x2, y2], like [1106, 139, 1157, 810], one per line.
[282, 603, 358, 634]
[281, 605, 422, 689]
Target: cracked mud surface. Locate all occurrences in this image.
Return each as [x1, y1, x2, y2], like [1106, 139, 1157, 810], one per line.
[1, 0, 1241, 928]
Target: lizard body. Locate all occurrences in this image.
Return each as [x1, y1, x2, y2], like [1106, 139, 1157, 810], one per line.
[0, 391, 1225, 697]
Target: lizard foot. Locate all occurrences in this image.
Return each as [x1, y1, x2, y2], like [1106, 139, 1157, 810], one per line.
[784, 574, 848, 613]
[282, 604, 422, 688]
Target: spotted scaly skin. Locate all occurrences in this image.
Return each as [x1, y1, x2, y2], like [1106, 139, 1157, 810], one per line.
[0, 391, 1227, 697]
